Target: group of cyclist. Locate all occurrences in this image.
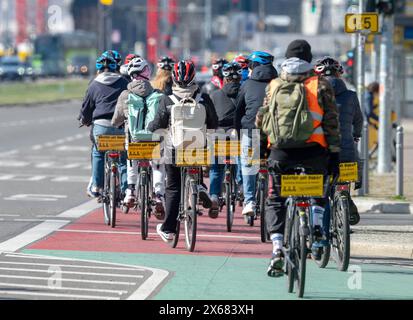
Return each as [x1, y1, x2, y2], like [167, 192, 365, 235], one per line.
[78, 38, 363, 277]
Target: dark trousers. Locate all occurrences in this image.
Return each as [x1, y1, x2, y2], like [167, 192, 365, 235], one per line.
[265, 156, 328, 236]
[162, 164, 181, 233]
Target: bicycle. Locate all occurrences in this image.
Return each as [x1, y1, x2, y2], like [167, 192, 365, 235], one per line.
[316, 161, 360, 271]
[98, 135, 128, 228]
[170, 148, 210, 252]
[128, 141, 161, 240]
[279, 167, 330, 298]
[256, 160, 269, 242]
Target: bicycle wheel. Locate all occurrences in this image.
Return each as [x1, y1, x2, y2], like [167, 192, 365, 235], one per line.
[315, 243, 331, 269]
[332, 192, 350, 272]
[109, 170, 117, 228]
[259, 180, 267, 243]
[184, 178, 197, 252]
[170, 220, 180, 248]
[103, 162, 111, 226]
[225, 181, 233, 232]
[285, 203, 295, 294]
[140, 174, 149, 240]
[294, 210, 307, 298]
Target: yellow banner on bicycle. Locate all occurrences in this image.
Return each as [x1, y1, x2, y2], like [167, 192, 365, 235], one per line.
[214, 140, 241, 157]
[339, 162, 358, 182]
[128, 142, 161, 160]
[176, 148, 211, 166]
[97, 135, 126, 151]
[281, 175, 324, 197]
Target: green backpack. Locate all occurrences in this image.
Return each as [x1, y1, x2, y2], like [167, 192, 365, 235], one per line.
[261, 78, 314, 149]
[127, 91, 163, 141]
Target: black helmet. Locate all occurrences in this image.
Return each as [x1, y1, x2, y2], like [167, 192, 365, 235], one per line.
[211, 58, 229, 78]
[314, 56, 344, 76]
[158, 56, 175, 71]
[222, 62, 243, 80]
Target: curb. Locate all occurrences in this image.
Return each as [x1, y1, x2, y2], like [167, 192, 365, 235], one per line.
[353, 198, 413, 214]
[351, 241, 413, 260]
[0, 99, 81, 108]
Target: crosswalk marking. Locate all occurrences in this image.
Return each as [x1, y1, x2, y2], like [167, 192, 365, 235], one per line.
[0, 174, 90, 183]
[0, 290, 120, 300]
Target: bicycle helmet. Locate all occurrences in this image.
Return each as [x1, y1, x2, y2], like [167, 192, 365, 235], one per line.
[172, 60, 196, 87]
[222, 62, 243, 80]
[248, 51, 274, 66]
[127, 57, 150, 79]
[158, 56, 175, 71]
[124, 53, 141, 65]
[211, 58, 228, 77]
[314, 56, 344, 76]
[96, 51, 119, 72]
[233, 55, 249, 69]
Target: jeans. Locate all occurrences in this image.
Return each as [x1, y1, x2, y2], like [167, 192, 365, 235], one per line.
[265, 156, 328, 235]
[240, 134, 259, 204]
[209, 164, 225, 198]
[92, 124, 127, 192]
[162, 164, 181, 233]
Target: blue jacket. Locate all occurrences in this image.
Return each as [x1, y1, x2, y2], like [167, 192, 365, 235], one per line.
[79, 72, 129, 126]
[327, 77, 363, 162]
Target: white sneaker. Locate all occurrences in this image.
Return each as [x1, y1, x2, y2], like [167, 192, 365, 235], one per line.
[123, 189, 136, 206]
[156, 224, 174, 243]
[242, 202, 256, 216]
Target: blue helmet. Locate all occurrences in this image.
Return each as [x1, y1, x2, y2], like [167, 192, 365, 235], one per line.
[248, 51, 274, 66]
[96, 50, 122, 72]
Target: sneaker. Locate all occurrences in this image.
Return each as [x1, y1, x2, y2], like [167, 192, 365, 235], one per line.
[208, 196, 219, 219]
[242, 202, 255, 217]
[156, 224, 174, 243]
[87, 185, 101, 199]
[349, 199, 360, 226]
[198, 185, 212, 209]
[123, 188, 136, 207]
[267, 250, 284, 277]
[154, 194, 166, 220]
[311, 243, 323, 261]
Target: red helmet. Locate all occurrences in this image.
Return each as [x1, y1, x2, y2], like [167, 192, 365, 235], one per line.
[234, 55, 249, 69]
[172, 60, 196, 87]
[124, 54, 141, 65]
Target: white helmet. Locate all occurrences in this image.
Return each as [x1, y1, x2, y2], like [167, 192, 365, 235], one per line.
[127, 57, 149, 77]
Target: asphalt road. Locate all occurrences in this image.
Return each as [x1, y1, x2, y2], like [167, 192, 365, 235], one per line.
[0, 101, 91, 242]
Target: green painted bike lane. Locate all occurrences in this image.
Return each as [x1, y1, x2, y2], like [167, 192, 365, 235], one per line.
[22, 249, 413, 300]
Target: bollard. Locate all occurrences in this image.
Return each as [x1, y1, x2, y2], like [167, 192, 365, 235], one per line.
[358, 122, 369, 196]
[396, 126, 404, 197]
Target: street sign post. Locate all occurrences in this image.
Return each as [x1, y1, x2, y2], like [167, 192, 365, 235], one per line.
[345, 13, 379, 33]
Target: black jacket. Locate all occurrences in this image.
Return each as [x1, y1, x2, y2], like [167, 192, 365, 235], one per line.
[327, 77, 363, 162]
[234, 64, 278, 133]
[148, 89, 219, 132]
[210, 82, 240, 131]
[79, 72, 129, 126]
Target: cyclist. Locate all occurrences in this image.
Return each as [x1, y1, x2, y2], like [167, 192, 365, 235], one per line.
[233, 54, 250, 84]
[112, 57, 166, 219]
[151, 56, 175, 95]
[120, 54, 141, 81]
[234, 51, 278, 220]
[314, 56, 363, 225]
[201, 58, 228, 95]
[148, 60, 218, 243]
[256, 40, 341, 277]
[79, 50, 128, 199]
[208, 62, 243, 218]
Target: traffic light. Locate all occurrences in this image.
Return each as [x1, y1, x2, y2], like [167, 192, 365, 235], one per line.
[377, 0, 395, 15]
[343, 49, 356, 85]
[311, 0, 317, 13]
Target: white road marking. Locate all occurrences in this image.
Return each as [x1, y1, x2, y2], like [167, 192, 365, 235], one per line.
[0, 214, 21, 217]
[0, 261, 144, 272]
[57, 200, 100, 218]
[0, 290, 120, 300]
[0, 220, 70, 252]
[56, 146, 90, 152]
[0, 267, 144, 278]
[0, 282, 127, 295]
[0, 160, 30, 167]
[4, 194, 67, 202]
[0, 150, 19, 157]
[0, 174, 90, 183]
[0, 174, 15, 180]
[51, 176, 90, 182]
[0, 274, 137, 286]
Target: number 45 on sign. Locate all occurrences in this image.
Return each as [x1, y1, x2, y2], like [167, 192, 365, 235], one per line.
[345, 13, 379, 34]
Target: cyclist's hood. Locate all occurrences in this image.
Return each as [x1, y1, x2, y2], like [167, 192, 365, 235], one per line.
[222, 82, 240, 98]
[280, 58, 313, 82]
[172, 83, 199, 99]
[250, 64, 278, 82]
[325, 76, 347, 95]
[127, 79, 154, 98]
[95, 72, 123, 85]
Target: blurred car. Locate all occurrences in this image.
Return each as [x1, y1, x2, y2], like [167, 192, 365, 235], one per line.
[67, 55, 93, 77]
[0, 56, 35, 81]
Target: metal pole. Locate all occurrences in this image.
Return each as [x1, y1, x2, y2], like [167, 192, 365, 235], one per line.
[378, 14, 394, 173]
[396, 126, 404, 197]
[98, 2, 104, 53]
[357, 0, 368, 196]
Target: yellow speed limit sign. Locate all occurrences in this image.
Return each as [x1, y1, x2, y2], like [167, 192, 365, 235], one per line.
[281, 175, 324, 198]
[339, 162, 358, 182]
[97, 135, 126, 152]
[128, 142, 161, 160]
[345, 13, 379, 34]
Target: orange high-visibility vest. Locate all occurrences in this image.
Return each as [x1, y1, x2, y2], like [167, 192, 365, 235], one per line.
[304, 76, 328, 148]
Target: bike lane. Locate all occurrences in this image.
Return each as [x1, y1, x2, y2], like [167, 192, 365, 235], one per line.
[22, 206, 413, 300]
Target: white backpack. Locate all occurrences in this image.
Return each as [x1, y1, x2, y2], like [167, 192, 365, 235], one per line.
[169, 95, 207, 149]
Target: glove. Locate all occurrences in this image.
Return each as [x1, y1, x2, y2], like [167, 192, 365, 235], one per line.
[353, 136, 361, 143]
[328, 152, 340, 176]
[354, 180, 362, 190]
